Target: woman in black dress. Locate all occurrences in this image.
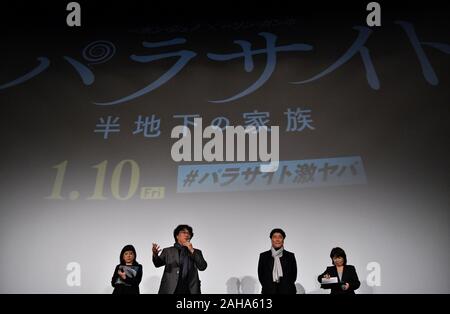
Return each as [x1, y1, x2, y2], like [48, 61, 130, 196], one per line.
[318, 247, 360, 294]
[111, 244, 143, 294]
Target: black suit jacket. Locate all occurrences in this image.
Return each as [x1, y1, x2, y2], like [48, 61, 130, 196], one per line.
[317, 265, 360, 294]
[258, 249, 297, 294]
[153, 246, 207, 294]
[111, 264, 143, 294]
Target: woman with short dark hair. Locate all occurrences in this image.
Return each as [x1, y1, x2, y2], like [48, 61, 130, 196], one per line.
[111, 244, 143, 294]
[317, 247, 360, 294]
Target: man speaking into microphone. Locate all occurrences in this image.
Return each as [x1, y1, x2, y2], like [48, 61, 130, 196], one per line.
[152, 224, 208, 294]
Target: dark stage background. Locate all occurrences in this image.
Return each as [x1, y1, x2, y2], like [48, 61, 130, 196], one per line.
[0, 1, 448, 293]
